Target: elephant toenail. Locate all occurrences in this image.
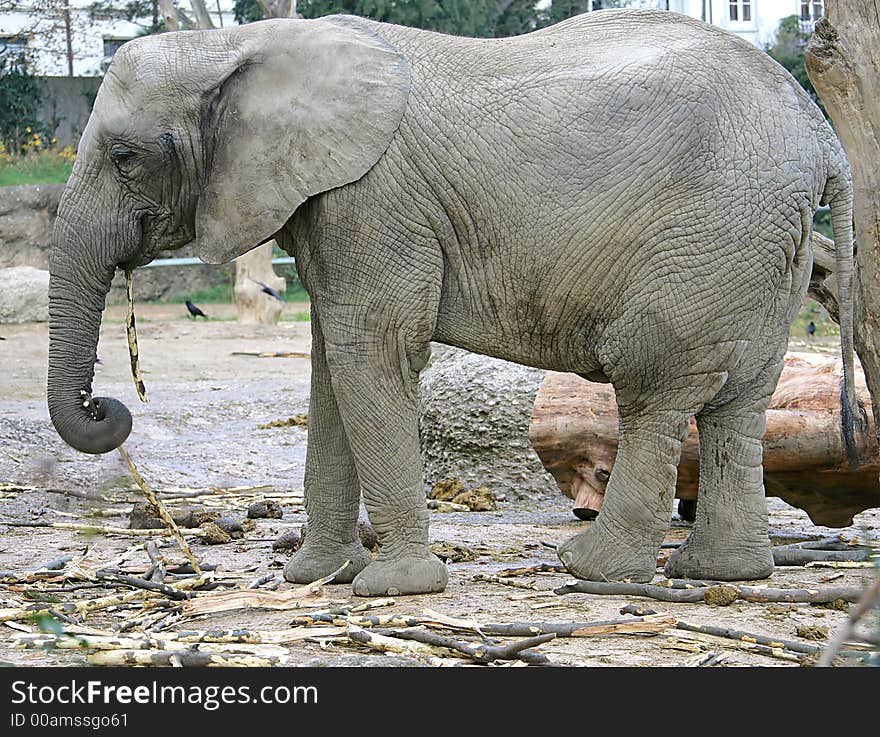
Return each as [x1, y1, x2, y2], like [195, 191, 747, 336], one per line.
[561, 551, 573, 566]
[387, 587, 399, 596]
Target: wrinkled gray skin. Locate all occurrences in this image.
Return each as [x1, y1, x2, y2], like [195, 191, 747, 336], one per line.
[48, 10, 857, 595]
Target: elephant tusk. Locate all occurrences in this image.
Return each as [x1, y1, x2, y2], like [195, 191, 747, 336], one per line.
[125, 270, 149, 403]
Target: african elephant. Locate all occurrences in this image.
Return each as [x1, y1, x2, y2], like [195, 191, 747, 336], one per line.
[47, 9, 859, 596]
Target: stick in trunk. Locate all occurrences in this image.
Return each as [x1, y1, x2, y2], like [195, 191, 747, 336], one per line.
[124, 270, 149, 403]
[118, 446, 202, 575]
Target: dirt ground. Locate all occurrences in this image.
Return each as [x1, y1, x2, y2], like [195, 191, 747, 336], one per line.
[0, 302, 877, 667]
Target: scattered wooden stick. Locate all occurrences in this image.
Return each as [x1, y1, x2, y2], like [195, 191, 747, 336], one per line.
[427, 500, 470, 512]
[118, 446, 202, 575]
[87, 649, 283, 667]
[819, 572, 880, 667]
[477, 614, 677, 638]
[144, 541, 166, 583]
[345, 626, 459, 666]
[93, 571, 192, 601]
[378, 627, 555, 664]
[473, 574, 537, 590]
[555, 580, 866, 604]
[674, 621, 820, 655]
[182, 562, 348, 616]
[0, 573, 212, 623]
[493, 563, 568, 577]
[773, 549, 872, 566]
[0, 521, 204, 537]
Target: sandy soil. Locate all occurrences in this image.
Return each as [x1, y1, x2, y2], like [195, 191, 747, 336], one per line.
[0, 303, 877, 667]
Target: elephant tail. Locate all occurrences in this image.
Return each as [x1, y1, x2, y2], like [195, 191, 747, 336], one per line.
[824, 158, 864, 467]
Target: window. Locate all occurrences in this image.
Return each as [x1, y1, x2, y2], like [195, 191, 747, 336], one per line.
[729, 0, 752, 22]
[0, 36, 27, 70]
[801, 1, 824, 21]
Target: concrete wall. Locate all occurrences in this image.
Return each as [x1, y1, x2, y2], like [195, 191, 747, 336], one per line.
[0, 184, 231, 304]
[38, 77, 101, 148]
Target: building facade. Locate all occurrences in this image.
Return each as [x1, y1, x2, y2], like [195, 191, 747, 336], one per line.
[0, 1, 236, 77]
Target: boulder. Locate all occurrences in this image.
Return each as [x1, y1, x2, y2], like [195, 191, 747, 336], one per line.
[0, 266, 49, 323]
[418, 345, 558, 501]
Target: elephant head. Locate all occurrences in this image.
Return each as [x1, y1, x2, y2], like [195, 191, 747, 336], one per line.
[47, 17, 410, 454]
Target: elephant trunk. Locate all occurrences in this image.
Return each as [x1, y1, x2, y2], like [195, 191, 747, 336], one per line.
[47, 218, 132, 455]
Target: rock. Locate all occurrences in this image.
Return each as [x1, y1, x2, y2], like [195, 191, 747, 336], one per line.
[418, 345, 558, 501]
[428, 478, 465, 501]
[452, 486, 497, 511]
[0, 266, 49, 323]
[0, 185, 63, 270]
[0, 184, 230, 305]
[247, 500, 284, 519]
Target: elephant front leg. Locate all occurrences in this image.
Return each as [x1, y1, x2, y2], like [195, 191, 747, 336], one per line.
[324, 331, 447, 597]
[283, 312, 371, 584]
[558, 410, 689, 582]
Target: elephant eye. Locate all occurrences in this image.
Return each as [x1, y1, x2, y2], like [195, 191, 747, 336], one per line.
[111, 146, 137, 167]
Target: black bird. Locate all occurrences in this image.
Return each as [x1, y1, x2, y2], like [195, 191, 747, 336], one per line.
[185, 300, 208, 319]
[807, 321, 816, 339]
[251, 278, 286, 303]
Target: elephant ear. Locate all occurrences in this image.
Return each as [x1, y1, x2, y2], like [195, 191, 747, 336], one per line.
[194, 18, 411, 264]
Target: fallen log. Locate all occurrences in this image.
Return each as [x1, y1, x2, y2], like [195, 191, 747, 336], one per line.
[530, 353, 879, 527]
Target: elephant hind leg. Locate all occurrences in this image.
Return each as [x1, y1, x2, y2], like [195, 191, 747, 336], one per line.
[664, 371, 780, 581]
[558, 404, 696, 583]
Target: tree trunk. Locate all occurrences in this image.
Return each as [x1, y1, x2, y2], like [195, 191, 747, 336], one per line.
[806, 2, 880, 443]
[529, 354, 879, 528]
[234, 244, 286, 325]
[158, 0, 180, 31]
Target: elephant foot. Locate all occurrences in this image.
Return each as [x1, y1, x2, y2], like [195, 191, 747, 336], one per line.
[283, 540, 371, 584]
[664, 535, 773, 581]
[351, 551, 448, 597]
[558, 524, 657, 583]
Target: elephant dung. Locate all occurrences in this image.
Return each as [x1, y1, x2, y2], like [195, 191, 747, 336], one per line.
[428, 478, 465, 502]
[247, 500, 284, 519]
[272, 528, 302, 552]
[200, 522, 232, 545]
[430, 541, 477, 563]
[530, 353, 880, 528]
[129, 501, 216, 530]
[451, 487, 498, 512]
[795, 624, 829, 641]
